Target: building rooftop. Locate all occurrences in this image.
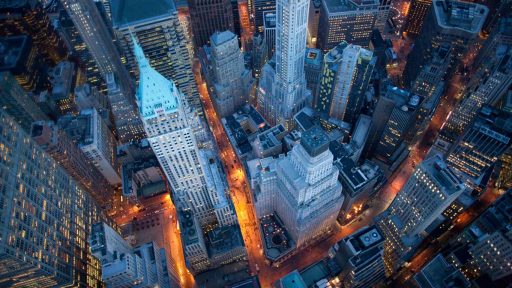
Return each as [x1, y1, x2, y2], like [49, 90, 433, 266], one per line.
[301, 126, 330, 157]
[323, 0, 379, 15]
[206, 225, 244, 257]
[422, 155, 464, 196]
[111, 0, 176, 28]
[179, 210, 201, 245]
[305, 48, 323, 68]
[433, 0, 488, 34]
[0, 35, 30, 71]
[277, 270, 307, 288]
[414, 254, 470, 288]
[263, 12, 276, 29]
[211, 30, 237, 47]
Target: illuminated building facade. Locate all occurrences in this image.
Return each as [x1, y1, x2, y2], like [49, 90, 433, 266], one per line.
[318, 0, 380, 51]
[375, 155, 464, 275]
[0, 1, 67, 64]
[90, 222, 179, 287]
[31, 121, 114, 210]
[61, 0, 143, 143]
[404, 0, 488, 87]
[263, 12, 276, 57]
[209, 31, 253, 118]
[0, 72, 49, 132]
[58, 108, 121, 185]
[188, 0, 235, 48]
[111, 0, 201, 110]
[446, 106, 512, 181]
[254, 0, 276, 33]
[404, 0, 432, 36]
[315, 42, 375, 125]
[0, 35, 48, 92]
[255, 127, 344, 248]
[0, 109, 110, 287]
[258, 0, 310, 129]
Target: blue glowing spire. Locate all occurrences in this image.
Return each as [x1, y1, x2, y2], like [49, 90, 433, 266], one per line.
[132, 34, 179, 120]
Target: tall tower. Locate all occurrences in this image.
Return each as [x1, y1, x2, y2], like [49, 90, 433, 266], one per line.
[271, 0, 310, 129]
[132, 37, 214, 223]
[60, 0, 144, 143]
[188, 0, 235, 48]
[375, 155, 464, 275]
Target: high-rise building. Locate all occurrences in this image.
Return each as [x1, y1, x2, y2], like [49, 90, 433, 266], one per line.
[403, 0, 488, 86]
[375, 155, 464, 275]
[263, 11, 276, 58]
[332, 225, 385, 288]
[258, 0, 310, 129]
[437, 44, 512, 149]
[446, 106, 512, 182]
[0, 71, 49, 132]
[254, 0, 276, 33]
[208, 31, 253, 117]
[61, 0, 144, 143]
[304, 48, 323, 103]
[254, 126, 344, 248]
[307, 0, 322, 47]
[318, 0, 380, 51]
[188, 0, 235, 48]
[132, 37, 215, 223]
[315, 42, 375, 124]
[413, 254, 470, 288]
[111, 0, 201, 110]
[89, 222, 179, 287]
[365, 86, 421, 169]
[403, 0, 432, 36]
[0, 109, 111, 287]
[0, 0, 67, 63]
[31, 121, 114, 209]
[0, 35, 48, 92]
[58, 108, 122, 185]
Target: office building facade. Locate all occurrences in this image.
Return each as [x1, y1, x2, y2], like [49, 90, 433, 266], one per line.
[188, 0, 235, 48]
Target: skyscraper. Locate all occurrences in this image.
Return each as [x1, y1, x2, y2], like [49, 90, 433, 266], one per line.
[0, 109, 111, 287]
[0, 72, 49, 132]
[254, 126, 344, 248]
[132, 37, 216, 223]
[318, 0, 380, 51]
[254, 0, 276, 32]
[403, 0, 488, 85]
[375, 155, 464, 275]
[188, 0, 235, 48]
[61, 0, 144, 143]
[111, 0, 201, 110]
[404, 0, 432, 36]
[446, 106, 512, 182]
[263, 11, 276, 58]
[209, 31, 253, 117]
[31, 121, 115, 210]
[315, 42, 375, 124]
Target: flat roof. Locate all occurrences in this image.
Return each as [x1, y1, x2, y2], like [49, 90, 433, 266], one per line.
[110, 0, 176, 28]
[433, 0, 488, 34]
[278, 270, 307, 288]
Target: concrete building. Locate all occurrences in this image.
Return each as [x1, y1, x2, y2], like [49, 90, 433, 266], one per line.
[111, 0, 201, 110]
[375, 155, 464, 275]
[304, 48, 323, 104]
[254, 0, 276, 33]
[315, 42, 374, 125]
[31, 121, 114, 209]
[404, 0, 432, 36]
[413, 254, 470, 288]
[58, 108, 121, 185]
[258, 0, 310, 129]
[0, 109, 111, 287]
[263, 12, 276, 58]
[133, 37, 217, 223]
[446, 106, 512, 183]
[254, 126, 344, 248]
[318, 0, 380, 51]
[251, 124, 286, 158]
[403, 0, 488, 87]
[188, 0, 235, 48]
[48, 61, 77, 115]
[0, 35, 48, 92]
[332, 225, 385, 288]
[366, 86, 422, 171]
[89, 222, 179, 287]
[208, 31, 253, 118]
[307, 0, 322, 47]
[0, 71, 49, 132]
[179, 210, 210, 274]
